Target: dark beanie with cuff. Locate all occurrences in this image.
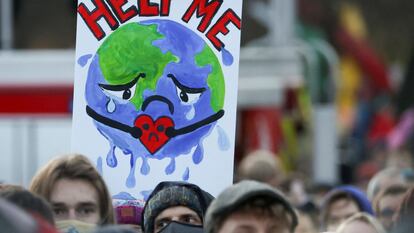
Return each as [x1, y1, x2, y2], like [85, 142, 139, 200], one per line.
[141, 181, 214, 233]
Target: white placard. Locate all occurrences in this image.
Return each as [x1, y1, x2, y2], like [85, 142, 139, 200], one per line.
[71, 0, 242, 200]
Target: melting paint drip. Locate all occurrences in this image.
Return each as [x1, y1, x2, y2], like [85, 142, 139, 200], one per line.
[193, 145, 204, 164]
[217, 126, 230, 151]
[78, 54, 93, 67]
[106, 146, 117, 168]
[186, 105, 195, 120]
[96, 156, 103, 175]
[106, 98, 116, 113]
[182, 167, 190, 181]
[165, 158, 176, 175]
[126, 156, 137, 188]
[221, 47, 234, 66]
[140, 157, 150, 175]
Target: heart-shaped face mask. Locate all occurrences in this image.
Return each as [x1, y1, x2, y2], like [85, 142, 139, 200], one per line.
[134, 115, 174, 154]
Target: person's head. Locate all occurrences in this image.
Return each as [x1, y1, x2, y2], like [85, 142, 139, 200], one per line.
[141, 181, 214, 233]
[0, 189, 55, 226]
[320, 186, 373, 232]
[373, 185, 408, 231]
[29, 154, 114, 225]
[336, 212, 386, 233]
[391, 187, 414, 233]
[205, 180, 298, 233]
[238, 150, 284, 187]
[0, 197, 59, 233]
[367, 167, 412, 201]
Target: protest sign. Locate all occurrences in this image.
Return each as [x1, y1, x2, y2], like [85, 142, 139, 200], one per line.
[72, 0, 243, 200]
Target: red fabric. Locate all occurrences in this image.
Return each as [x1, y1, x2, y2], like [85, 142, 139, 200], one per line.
[239, 107, 283, 156]
[367, 111, 395, 144]
[335, 28, 391, 93]
[0, 85, 73, 114]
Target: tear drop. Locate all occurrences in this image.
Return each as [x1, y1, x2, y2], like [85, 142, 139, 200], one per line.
[221, 47, 234, 66]
[77, 54, 92, 67]
[126, 156, 137, 188]
[106, 98, 116, 113]
[140, 157, 150, 175]
[186, 105, 195, 120]
[193, 145, 204, 164]
[96, 156, 103, 175]
[182, 167, 190, 181]
[165, 158, 176, 175]
[106, 145, 117, 168]
[217, 126, 230, 151]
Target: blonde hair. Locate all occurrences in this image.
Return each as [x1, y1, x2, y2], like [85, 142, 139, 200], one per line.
[29, 154, 115, 225]
[336, 213, 386, 233]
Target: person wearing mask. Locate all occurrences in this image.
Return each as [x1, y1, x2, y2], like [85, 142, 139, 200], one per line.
[391, 187, 414, 233]
[373, 184, 408, 231]
[204, 180, 298, 233]
[367, 167, 413, 201]
[141, 181, 214, 233]
[320, 185, 373, 232]
[29, 154, 115, 232]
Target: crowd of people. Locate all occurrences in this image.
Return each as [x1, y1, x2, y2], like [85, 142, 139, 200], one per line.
[0, 150, 413, 233]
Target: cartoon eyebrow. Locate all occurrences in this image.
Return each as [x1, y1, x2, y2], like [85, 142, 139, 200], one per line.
[167, 74, 206, 93]
[98, 73, 146, 91]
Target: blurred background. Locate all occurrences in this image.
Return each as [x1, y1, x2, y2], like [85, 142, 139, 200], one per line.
[1, 0, 414, 191]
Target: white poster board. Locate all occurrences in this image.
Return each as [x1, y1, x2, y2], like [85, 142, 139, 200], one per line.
[72, 0, 242, 200]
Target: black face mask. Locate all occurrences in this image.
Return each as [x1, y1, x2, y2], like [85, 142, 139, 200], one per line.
[158, 221, 204, 233]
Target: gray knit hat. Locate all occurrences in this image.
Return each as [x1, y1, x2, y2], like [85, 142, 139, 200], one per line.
[204, 180, 298, 233]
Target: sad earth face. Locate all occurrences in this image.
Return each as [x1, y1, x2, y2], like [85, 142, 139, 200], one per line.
[84, 20, 230, 189]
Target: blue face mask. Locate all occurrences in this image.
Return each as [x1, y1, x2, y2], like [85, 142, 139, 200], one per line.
[158, 221, 204, 233]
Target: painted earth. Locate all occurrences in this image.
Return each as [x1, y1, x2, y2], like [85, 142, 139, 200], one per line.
[84, 20, 226, 188]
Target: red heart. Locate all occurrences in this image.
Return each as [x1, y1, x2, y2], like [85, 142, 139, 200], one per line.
[134, 115, 174, 154]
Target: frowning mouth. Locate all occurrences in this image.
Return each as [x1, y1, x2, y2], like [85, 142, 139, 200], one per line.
[85, 106, 224, 154]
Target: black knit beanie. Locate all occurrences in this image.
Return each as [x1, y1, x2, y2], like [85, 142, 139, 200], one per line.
[142, 182, 213, 233]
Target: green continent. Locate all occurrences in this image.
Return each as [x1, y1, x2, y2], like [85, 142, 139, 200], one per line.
[195, 45, 225, 112]
[98, 23, 177, 109]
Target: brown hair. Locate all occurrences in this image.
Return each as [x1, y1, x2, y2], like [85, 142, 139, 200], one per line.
[214, 196, 293, 233]
[29, 154, 115, 225]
